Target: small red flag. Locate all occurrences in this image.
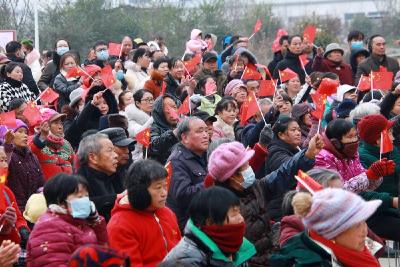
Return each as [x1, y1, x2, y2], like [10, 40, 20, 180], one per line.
[358, 75, 371, 91]
[271, 28, 288, 53]
[108, 43, 122, 57]
[136, 127, 151, 147]
[205, 80, 217, 95]
[279, 68, 298, 83]
[240, 92, 258, 125]
[39, 87, 59, 104]
[0, 167, 8, 186]
[381, 129, 394, 154]
[303, 25, 317, 44]
[178, 96, 190, 115]
[23, 101, 42, 126]
[317, 78, 339, 96]
[167, 106, 180, 121]
[299, 54, 310, 67]
[165, 161, 172, 192]
[160, 82, 167, 96]
[371, 71, 393, 90]
[253, 19, 263, 33]
[66, 66, 84, 78]
[258, 80, 276, 97]
[310, 92, 326, 120]
[101, 65, 116, 89]
[183, 54, 201, 75]
[242, 65, 263, 80]
[0, 111, 16, 128]
[296, 170, 323, 194]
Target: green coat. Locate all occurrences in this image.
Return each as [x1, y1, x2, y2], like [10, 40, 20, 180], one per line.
[358, 141, 400, 197]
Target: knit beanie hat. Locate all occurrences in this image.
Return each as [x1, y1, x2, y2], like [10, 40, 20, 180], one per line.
[224, 79, 246, 96]
[335, 99, 357, 119]
[12, 119, 28, 132]
[358, 114, 395, 145]
[208, 141, 254, 182]
[297, 188, 381, 240]
[69, 244, 129, 267]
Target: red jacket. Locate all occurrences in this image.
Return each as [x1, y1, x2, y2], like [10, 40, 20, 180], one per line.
[0, 186, 28, 244]
[312, 55, 354, 85]
[107, 193, 181, 267]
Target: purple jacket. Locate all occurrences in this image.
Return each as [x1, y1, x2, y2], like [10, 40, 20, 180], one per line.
[27, 209, 108, 267]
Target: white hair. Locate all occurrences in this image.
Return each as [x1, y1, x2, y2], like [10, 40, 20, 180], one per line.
[349, 102, 380, 122]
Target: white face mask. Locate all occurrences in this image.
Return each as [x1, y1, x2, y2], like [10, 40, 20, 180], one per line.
[241, 167, 256, 189]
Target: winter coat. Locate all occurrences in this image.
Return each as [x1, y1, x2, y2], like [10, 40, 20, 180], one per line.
[163, 73, 184, 104]
[314, 135, 382, 193]
[148, 94, 179, 164]
[143, 70, 165, 98]
[27, 207, 107, 267]
[125, 62, 150, 92]
[25, 49, 42, 83]
[30, 135, 75, 181]
[198, 94, 221, 116]
[241, 119, 266, 149]
[350, 48, 370, 77]
[163, 219, 256, 267]
[279, 215, 305, 248]
[272, 51, 312, 84]
[4, 144, 44, 211]
[53, 72, 81, 111]
[312, 55, 354, 85]
[7, 55, 39, 96]
[194, 67, 227, 96]
[265, 138, 301, 175]
[355, 54, 399, 85]
[0, 79, 35, 112]
[38, 53, 61, 91]
[268, 51, 284, 76]
[185, 29, 208, 55]
[77, 165, 124, 222]
[166, 143, 207, 232]
[212, 115, 236, 141]
[359, 141, 400, 197]
[380, 92, 400, 119]
[108, 194, 181, 267]
[125, 103, 154, 161]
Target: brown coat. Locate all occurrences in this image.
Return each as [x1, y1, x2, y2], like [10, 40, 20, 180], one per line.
[143, 70, 164, 98]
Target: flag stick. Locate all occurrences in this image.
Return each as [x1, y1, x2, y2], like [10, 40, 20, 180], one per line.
[295, 175, 315, 195]
[379, 132, 383, 161]
[354, 76, 363, 95]
[145, 147, 148, 159]
[370, 71, 374, 100]
[317, 119, 321, 135]
[248, 32, 256, 41]
[240, 66, 247, 80]
[254, 92, 267, 125]
[312, 43, 318, 49]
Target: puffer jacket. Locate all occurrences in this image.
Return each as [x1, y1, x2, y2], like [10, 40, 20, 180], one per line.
[125, 103, 154, 161]
[314, 135, 382, 193]
[265, 138, 301, 175]
[185, 29, 208, 55]
[125, 61, 150, 92]
[53, 72, 81, 111]
[163, 219, 256, 267]
[194, 67, 227, 96]
[272, 51, 312, 84]
[143, 70, 165, 98]
[26, 206, 107, 267]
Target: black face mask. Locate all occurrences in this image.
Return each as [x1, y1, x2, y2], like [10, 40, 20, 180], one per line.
[332, 138, 359, 158]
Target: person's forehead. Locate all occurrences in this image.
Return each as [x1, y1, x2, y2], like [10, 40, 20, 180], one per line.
[373, 37, 385, 44]
[189, 118, 207, 129]
[122, 37, 132, 44]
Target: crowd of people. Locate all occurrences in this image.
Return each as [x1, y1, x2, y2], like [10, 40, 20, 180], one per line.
[0, 26, 399, 266]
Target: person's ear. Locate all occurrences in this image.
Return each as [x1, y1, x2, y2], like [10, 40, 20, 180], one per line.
[88, 152, 99, 166]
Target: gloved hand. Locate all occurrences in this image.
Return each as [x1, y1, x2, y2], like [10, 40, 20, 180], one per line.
[0, 207, 16, 235]
[366, 158, 396, 180]
[19, 227, 30, 249]
[259, 124, 273, 148]
[87, 201, 100, 224]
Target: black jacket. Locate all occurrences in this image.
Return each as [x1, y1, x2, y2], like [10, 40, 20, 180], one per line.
[267, 51, 284, 76]
[272, 51, 312, 84]
[164, 73, 183, 104]
[7, 54, 39, 96]
[265, 137, 301, 175]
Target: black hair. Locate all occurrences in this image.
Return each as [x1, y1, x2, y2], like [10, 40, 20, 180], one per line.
[5, 41, 22, 54]
[92, 40, 108, 50]
[189, 186, 240, 226]
[44, 50, 54, 59]
[132, 48, 148, 63]
[126, 159, 167, 210]
[368, 34, 384, 53]
[54, 38, 70, 49]
[282, 190, 297, 216]
[279, 35, 290, 45]
[288, 35, 303, 44]
[272, 115, 297, 137]
[133, 89, 153, 108]
[9, 98, 26, 111]
[59, 52, 79, 69]
[0, 62, 21, 78]
[313, 72, 339, 88]
[280, 92, 293, 106]
[43, 173, 89, 206]
[347, 30, 365, 43]
[118, 91, 132, 110]
[153, 56, 170, 69]
[168, 57, 182, 69]
[214, 96, 238, 115]
[325, 118, 354, 140]
[195, 75, 214, 95]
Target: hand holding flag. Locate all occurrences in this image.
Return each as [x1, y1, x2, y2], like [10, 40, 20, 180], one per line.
[23, 101, 42, 126]
[38, 87, 59, 104]
[278, 68, 298, 83]
[101, 65, 116, 89]
[317, 78, 339, 96]
[136, 127, 151, 147]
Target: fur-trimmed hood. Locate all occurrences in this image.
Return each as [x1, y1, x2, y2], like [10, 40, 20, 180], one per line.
[125, 103, 153, 126]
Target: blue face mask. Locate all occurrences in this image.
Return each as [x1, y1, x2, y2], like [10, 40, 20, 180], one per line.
[351, 41, 363, 50]
[116, 69, 124, 81]
[56, 47, 69, 56]
[241, 167, 256, 189]
[69, 197, 91, 219]
[96, 50, 109, 61]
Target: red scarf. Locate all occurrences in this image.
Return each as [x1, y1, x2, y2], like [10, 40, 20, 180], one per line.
[309, 231, 379, 267]
[201, 222, 245, 254]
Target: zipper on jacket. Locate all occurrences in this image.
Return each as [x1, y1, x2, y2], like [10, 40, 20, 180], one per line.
[154, 213, 168, 252]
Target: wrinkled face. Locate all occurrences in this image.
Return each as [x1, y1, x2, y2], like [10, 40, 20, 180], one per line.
[7, 66, 23, 81]
[371, 36, 386, 56]
[121, 37, 133, 55]
[181, 119, 209, 155]
[203, 59, 217, 72]
[340, 127, 358, 144]
[13, 127, 28, 148]
[223, 206, 244, 225]
[333, 221, 368, 252]
[232, 87, 248, 104]
[114, 145, 130, 166]
[327, 50, 343, 63]
[170, 61, 185, 80]
[157, 62, 169, 77]
[49, 118, 64, 137]
[246, 81, 260, 97]
[89, 138, 118, 176]
[286, 77, 301, 94]
[162, 97, 179, 126]
[147, 178, 168, 211]
[278, 121, 302, 147]
[62, 56, 77, 72]
[391, 97, 400, 115]
[218, 105, 238, 126]
[289, 37, 303, 55]
[136, 92, 154, 114]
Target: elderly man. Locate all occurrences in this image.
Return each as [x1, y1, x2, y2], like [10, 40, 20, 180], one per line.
[166, 117, 209, 231]
[77, 133, 119, 221]
[355, 35, 399, 85]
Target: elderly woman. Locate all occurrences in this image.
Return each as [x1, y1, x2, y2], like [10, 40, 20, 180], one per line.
[270, 188, 381, 267]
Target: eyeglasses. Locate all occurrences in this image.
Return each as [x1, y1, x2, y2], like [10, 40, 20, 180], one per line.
[141, 98, 154, 103]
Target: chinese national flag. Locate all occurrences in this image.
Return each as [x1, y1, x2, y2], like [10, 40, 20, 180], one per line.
[165, 161, 172, 192]
[136, 128, 151, 147]
[358, 75, 371, 91]
[0, 167, 8, 186]
[371, 71, 393, 90]
[183, 54, 201, 75]
[0, 111, 16, 128]
[299, 54, 309, 67]
[253, 19, 262, 33]
[310, 92, 326, 120]
[258, 80, 276, 97]
[296, 170, 323, 194]
[240, 92, 258, 125]
[205, 81, 217, 95]
[39, 87, 59, 103]
[167, 106, 180, 121]
[317, 78, 339, 96]
[178, 96, 190, 115]
[242, 65, 263, 80]
[303, 25, 317, 44]
[108, 43, 122, 57]
[66, 66, 84, 78]
[101, 65, 116, 88]
[160, 82, 167, 96]
[23, 101, 42, 126]
[381, 129, 394, 154]
[279, 68, 298, 83]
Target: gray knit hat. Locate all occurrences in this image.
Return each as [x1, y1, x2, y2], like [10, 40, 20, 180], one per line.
[324, 43, 344, 58]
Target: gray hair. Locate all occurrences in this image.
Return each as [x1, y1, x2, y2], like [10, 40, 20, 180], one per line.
[349, 102, 380, 124]
[307, 168, 341, 188]
[207, 138, 233, 160]
[176, 117, 202, 141]
[77, 133, 109, 165]
[258, 98, 273, 107]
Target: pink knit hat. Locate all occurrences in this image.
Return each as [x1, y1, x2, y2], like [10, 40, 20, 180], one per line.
[224, 79, 246, 96]
[208, 141, 254, 182]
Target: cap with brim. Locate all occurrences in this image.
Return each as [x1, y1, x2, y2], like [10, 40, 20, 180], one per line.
[202, 52, 218, 63]
[224, 149, 255, 181]
[100, 127, 136, 147]
[69, 88, 84, 107]
[50, 113, 66, 123]
[193, 111, 217, 123]
[324, 43, 345, 58]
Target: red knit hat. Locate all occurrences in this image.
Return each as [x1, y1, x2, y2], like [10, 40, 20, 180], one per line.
[358, 114, 395, 145]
